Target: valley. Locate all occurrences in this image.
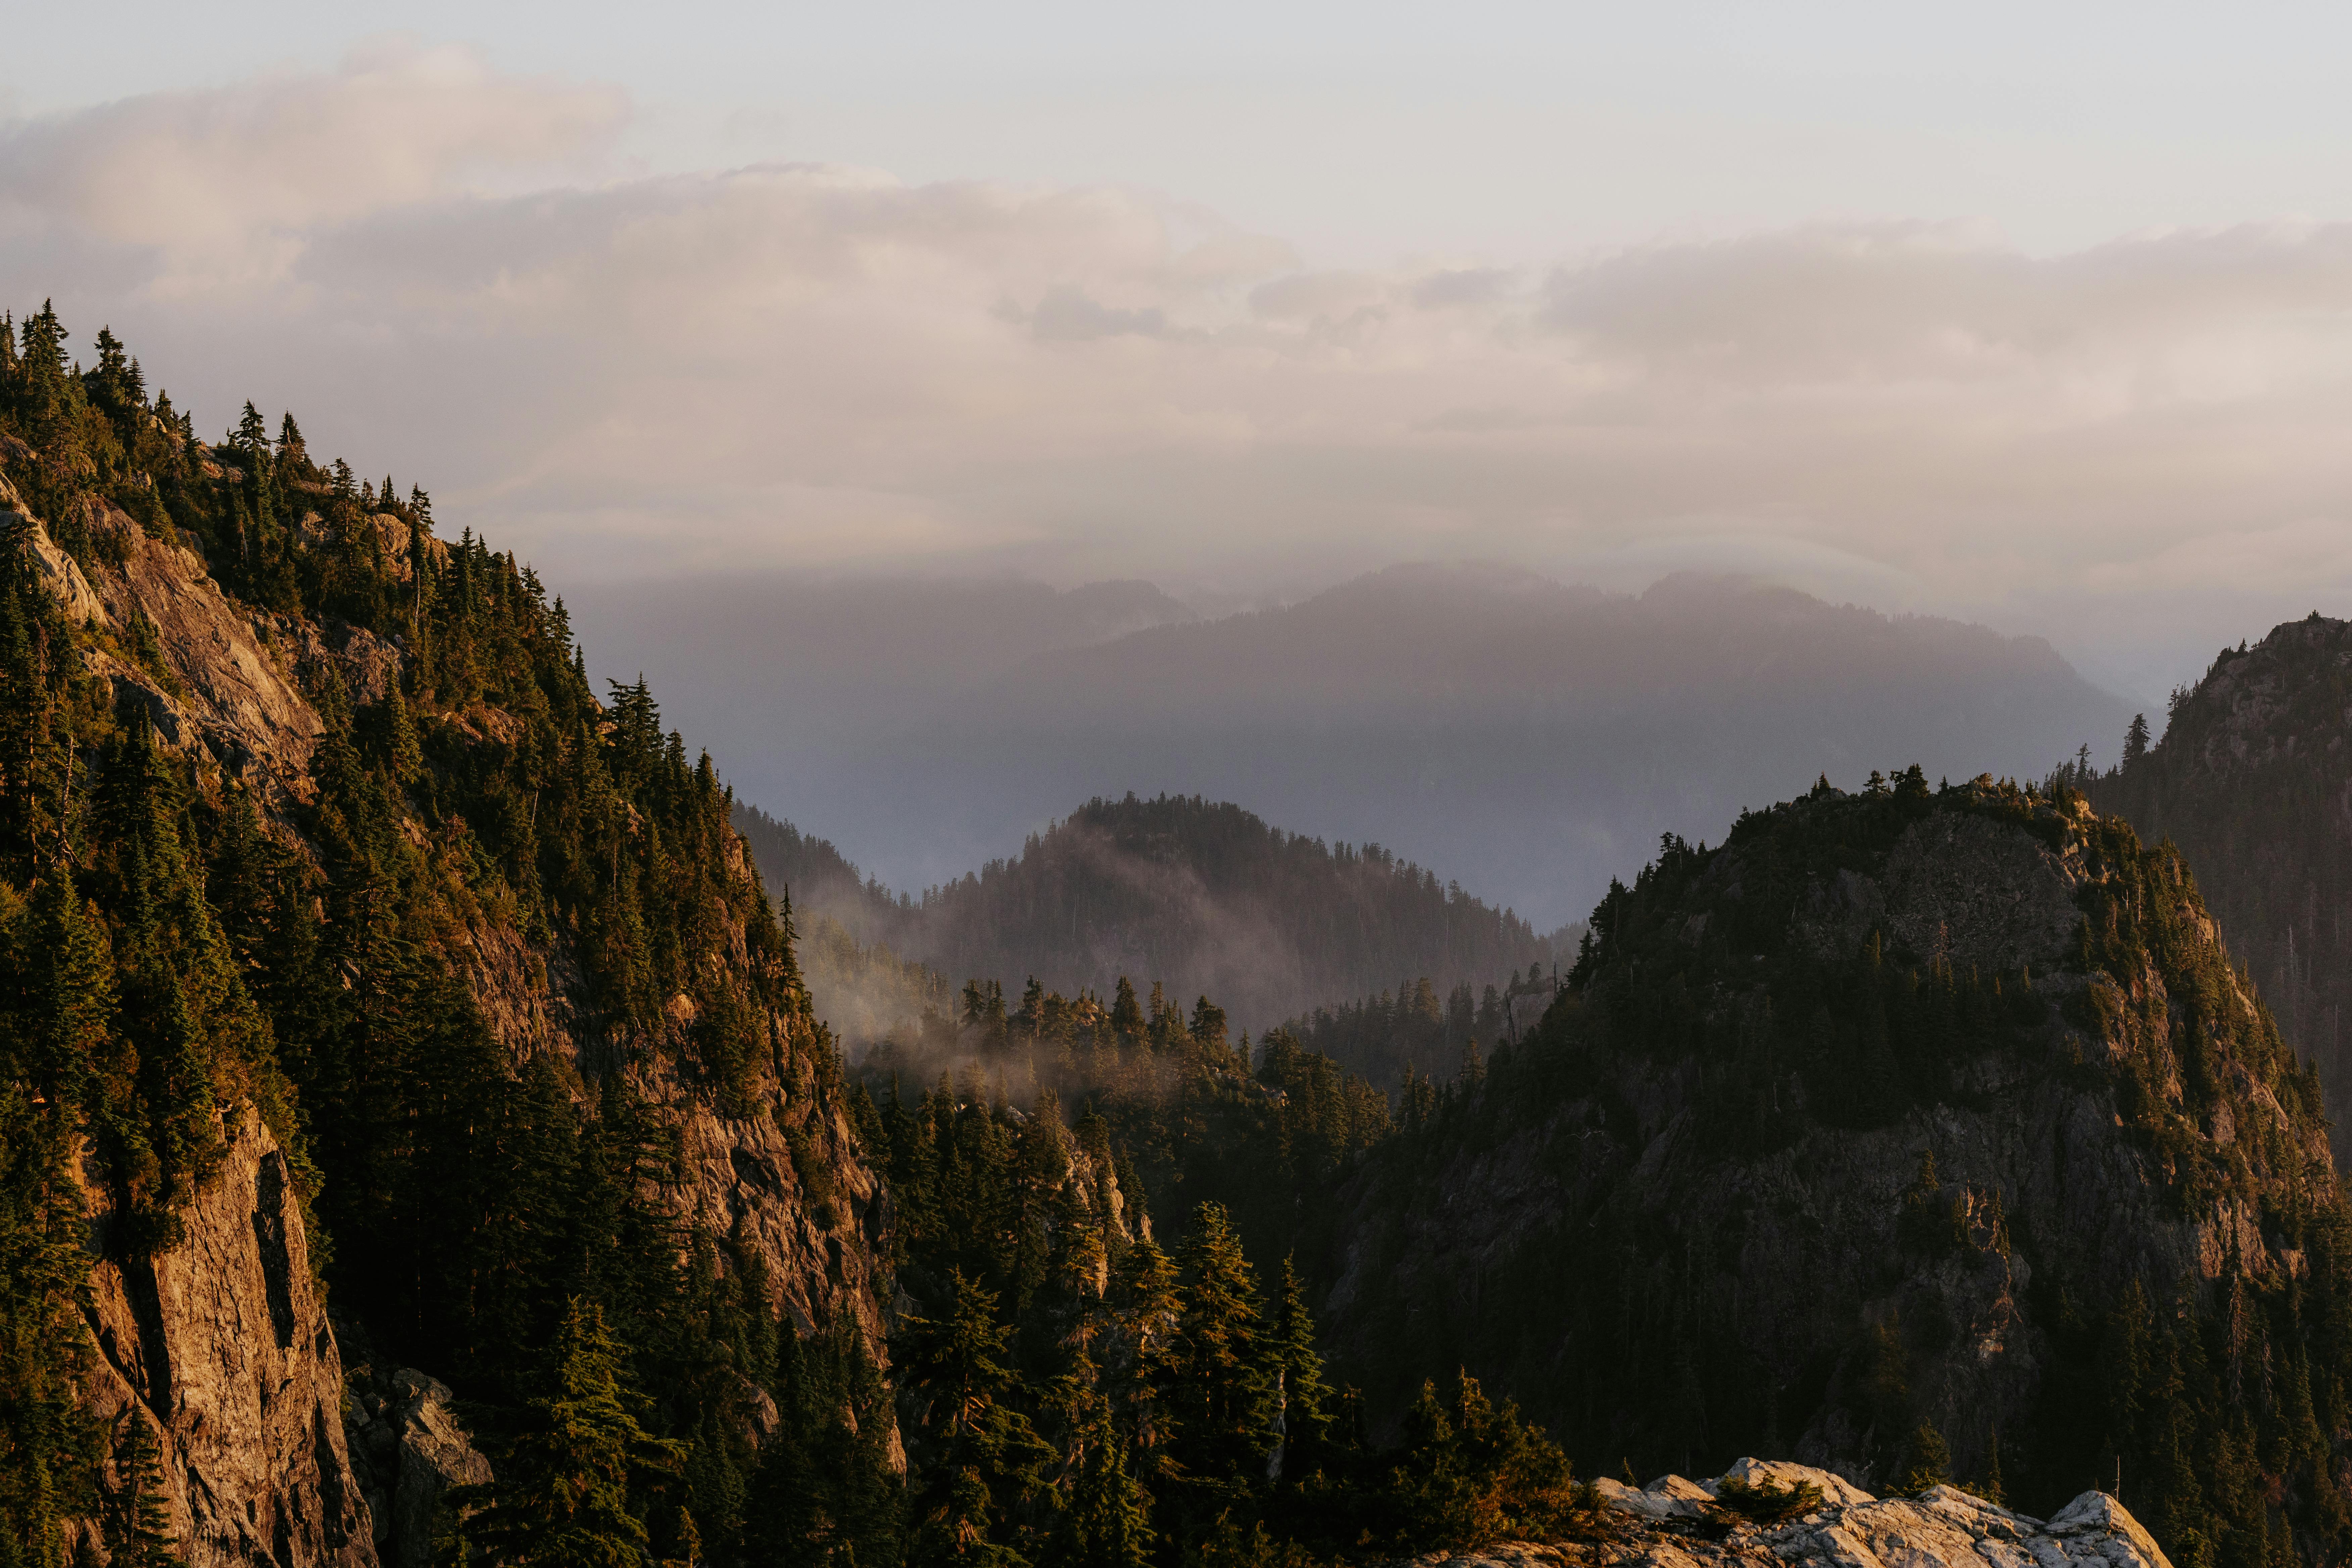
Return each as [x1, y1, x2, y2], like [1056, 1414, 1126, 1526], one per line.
[3, 307, 2345, 1568]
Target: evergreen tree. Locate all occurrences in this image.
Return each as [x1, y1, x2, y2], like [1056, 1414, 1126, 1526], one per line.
[451, 1297, 687, 1566]
[895, 1270, 1053, 1564]
[1898, 1421, 1952, 1496]
[101, 1412, 176, 1568]
[1169, 1204, 1273, 1504]
[1267, 1254, 1334, 1466]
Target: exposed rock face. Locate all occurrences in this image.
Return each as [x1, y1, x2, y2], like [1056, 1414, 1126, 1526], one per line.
[11, 469, 897, 1551]
[19, 482, 893, 1355]
[74, 1105, 376, 1567]
[1399, 1462, 2169, 1568]
[343, 1359, 493, 1568]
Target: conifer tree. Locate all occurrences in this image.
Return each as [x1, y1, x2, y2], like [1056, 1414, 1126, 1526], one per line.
[102, 1412, 176, 1568]
[1899, 1421, 1952, 1496]
[895, 1270, 1052, 1565]
[451, 1297, 687, 1566]
[1267, 1254, 1334, 1466]
[1170, 1204, 1273, 1502]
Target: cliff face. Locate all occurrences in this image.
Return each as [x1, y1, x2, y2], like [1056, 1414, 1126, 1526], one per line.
[72, 1106, 374, 1568]
[1321, 780, 2342, 1546]
[2084, 614, 2352, 1162]
[6, 458, 892, 1557]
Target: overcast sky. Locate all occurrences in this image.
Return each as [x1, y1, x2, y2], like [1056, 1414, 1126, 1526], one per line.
[9, 4, 2352, 701]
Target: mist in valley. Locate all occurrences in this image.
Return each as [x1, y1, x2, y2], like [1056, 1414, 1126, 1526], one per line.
[576, 560, 2137, 938]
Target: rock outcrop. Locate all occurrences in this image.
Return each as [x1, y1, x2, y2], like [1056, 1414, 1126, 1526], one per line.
[1398, 1461, 2169, 1568]
[343, 1355, 493, 1568]
[72, 1105, 376, 1567]
[2085, 614, 2352, 1161]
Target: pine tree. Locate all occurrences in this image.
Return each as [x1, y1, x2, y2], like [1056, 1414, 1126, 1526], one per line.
[2123, 713, 2151, 768]
[103, 1412, 176, 1568]
[895, 1270, 1053, 1565]
[1169, 1204, 1272, 1503]
[1899, 1420, 1952, 1496]
[1975, 1426, 2005, 1506]
[1266, 1254, 1334, 1469]
[1110, 977, 1144, 1045]
[451, 1297, 687, 1565]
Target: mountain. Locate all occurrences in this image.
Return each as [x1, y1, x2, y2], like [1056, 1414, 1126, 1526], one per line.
[0, 310, 892, 1564]
[1312, 773, 2351, 1560]
[737, 792, 1571, 1048]
[721, 562, 2136, 929]
[2082, 614, 2352, 1160]
[560, 569, 1200, 879]
[2, 304, 2290, 1568]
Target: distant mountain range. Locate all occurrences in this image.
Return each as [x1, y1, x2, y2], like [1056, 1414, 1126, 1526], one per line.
[591, 562, 2136, 929]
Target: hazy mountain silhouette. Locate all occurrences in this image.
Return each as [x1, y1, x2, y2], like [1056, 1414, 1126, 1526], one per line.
[836, 566, 2137, 924]
[579, 563, 2133, 926]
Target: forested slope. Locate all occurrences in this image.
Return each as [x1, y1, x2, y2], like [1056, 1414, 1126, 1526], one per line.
[1316, 772, 2352, 1568]
[0, 304, 894, 1564]
[2082, 614, 2352, 1161]
[0, 304, 1626, 1568]
[741, 791, 1567, 1042]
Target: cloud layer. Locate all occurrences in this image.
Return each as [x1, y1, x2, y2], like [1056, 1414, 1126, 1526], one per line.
[6, 44, 2352, 694]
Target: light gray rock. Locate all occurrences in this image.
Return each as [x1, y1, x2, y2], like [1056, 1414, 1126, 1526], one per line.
[1587, 1459, 2173, 1568]
[1717, 1457, 1874, 1509]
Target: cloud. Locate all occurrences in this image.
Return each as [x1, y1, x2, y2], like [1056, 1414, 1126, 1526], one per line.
[5, 53, 2352, 693]
[0, 38, 624, 279]
[1024, 285, 1168, 342]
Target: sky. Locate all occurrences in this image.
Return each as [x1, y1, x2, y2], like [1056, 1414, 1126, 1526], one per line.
[8, 4, 2352, 703]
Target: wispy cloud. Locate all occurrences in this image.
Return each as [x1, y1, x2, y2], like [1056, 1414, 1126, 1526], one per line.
[5, 47, 2352, 690]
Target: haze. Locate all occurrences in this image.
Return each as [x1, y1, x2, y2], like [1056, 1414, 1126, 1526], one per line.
[9, 4, 2351, 901]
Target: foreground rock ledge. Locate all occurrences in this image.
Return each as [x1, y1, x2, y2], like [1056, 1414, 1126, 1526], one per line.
[1393, 1458, 2172, 1568]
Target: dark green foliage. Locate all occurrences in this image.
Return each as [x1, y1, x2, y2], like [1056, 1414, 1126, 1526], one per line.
[0, 306, 890, 1563]
[1320, 775, 2352, 1568]
[742, 792, 1568, 1039]
[448, 1297, 687, 1564]
[2083, 618, 2352, 1166]
[1898, 1421, 1952, 1496]
[100, 1413, 175, 1568]
[1714, 1474, 1822, 1524]
[1284, 967, 1558, 1094]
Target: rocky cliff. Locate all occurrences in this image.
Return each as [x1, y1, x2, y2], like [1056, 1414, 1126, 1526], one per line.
[1321, 775, 2346, 1562]
[2083, 614, 2352, 1163]
[1400, 1460, 2171, 1568]
[2, 412, 891, 1560]
[69, 1105, 373, 1566]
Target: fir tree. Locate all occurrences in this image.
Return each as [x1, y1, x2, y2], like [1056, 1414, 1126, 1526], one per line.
[102, 1412, 176, 1568]
[1169, 1204, 1273, 1503]
[1267, 1254, 1334, 1467]
[1898, 1421, 1952, 1496]
[451, 1297, 687, 1566]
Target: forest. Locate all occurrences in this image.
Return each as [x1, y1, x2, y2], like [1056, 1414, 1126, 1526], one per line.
[5, 302, 2349, 1568]
[736, 792, 1569, 1046]
[2077, 622, 2352, 1161]
[0, 305, 1601, 1566]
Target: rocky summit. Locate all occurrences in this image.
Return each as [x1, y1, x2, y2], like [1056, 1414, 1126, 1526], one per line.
[1320, 773, 2348, 1556]
[1401, 1461, 2168, 1568]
